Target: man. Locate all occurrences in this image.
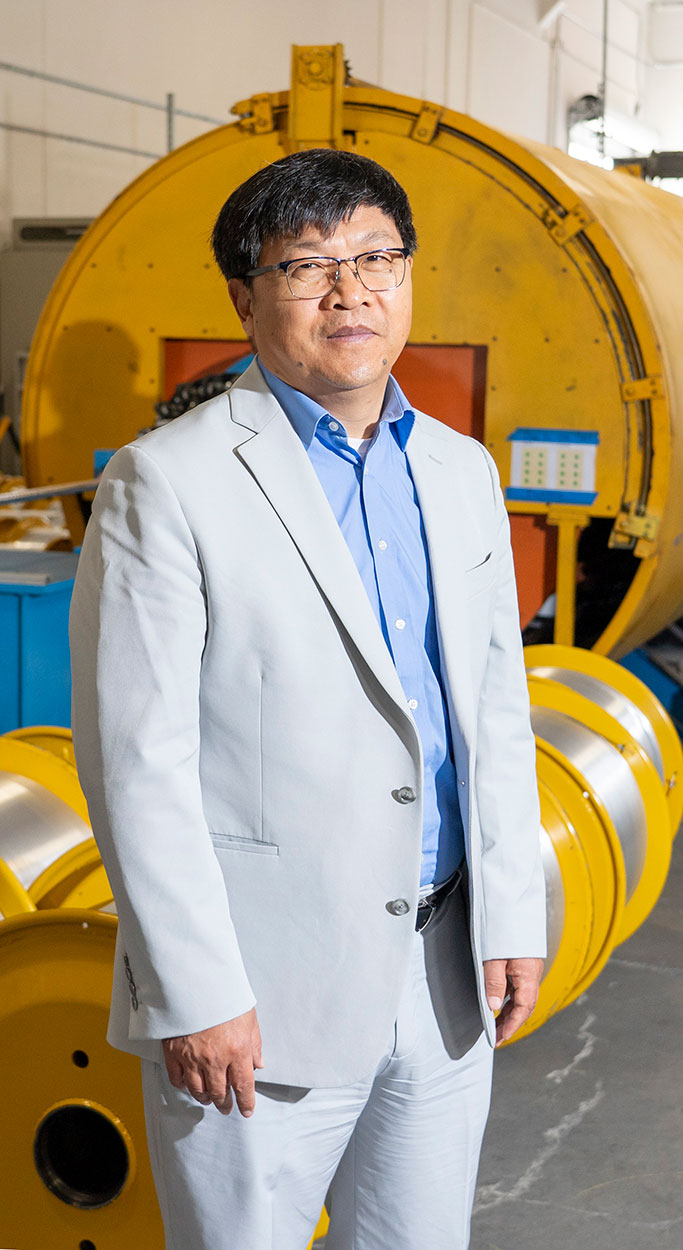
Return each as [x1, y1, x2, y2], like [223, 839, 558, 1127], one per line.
[70, 148, 545, 1250]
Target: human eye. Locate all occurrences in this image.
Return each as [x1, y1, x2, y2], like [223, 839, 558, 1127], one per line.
[361, 250, 395, 270]
[288, 257, 328, 277]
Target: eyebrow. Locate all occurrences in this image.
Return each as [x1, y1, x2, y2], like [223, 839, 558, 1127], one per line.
[280, 229, 399, 257]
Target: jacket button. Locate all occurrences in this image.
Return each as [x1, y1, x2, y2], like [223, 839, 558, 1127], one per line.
[386, 898, 411, 916]
[392, 786, 416, 804]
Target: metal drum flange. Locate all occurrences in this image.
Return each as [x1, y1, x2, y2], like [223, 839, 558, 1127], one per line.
[0, 910, 163, 1250]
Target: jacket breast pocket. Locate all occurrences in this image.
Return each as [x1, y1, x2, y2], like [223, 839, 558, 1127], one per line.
[209, 832, 279, 855]
[463, 551, 494, 599]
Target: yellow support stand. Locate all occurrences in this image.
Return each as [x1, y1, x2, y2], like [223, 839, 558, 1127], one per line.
[546, 509, 589, 646]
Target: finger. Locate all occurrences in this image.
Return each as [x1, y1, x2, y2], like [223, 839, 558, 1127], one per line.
[184, 1070, 211, 1106]
[202, 1065, 229, 1107]
[164, 1054, 186, 1089]
[494, 995, 537, 1045]
[229, 1059, 257, 1118]
[214, 1087, 235, 1117]
[483, 958, 508, 1011]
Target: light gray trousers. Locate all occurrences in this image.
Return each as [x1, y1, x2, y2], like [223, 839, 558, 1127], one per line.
[141, 894, 494, 1250]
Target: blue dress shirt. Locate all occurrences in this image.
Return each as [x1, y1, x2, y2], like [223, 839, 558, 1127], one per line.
[258, 360, 465, 888]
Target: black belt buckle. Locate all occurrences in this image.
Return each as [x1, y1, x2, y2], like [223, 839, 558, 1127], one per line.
[415, 867, 462, 933]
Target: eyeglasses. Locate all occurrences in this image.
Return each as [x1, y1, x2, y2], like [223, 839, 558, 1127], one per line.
[242, 247, 410, 300]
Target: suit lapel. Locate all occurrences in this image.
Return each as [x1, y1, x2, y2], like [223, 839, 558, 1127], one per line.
[407, 417, 475, 752]
[229, 365, 412, 722]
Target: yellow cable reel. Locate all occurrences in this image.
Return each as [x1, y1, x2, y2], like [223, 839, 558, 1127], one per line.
[0, 909, 163, 1250]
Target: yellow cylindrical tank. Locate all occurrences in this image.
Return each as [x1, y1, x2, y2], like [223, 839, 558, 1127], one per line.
[20, 45, 683, 656]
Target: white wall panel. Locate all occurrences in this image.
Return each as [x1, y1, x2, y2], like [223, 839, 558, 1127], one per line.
[1, 0, 44, 66]
[443, 0, 473, 111]
[469, 3, 551, 140]
[649, 2, 683, 61]
[613, 0, 641, 52]
[560, 15, 603, 75]
[641, 62, 683, 144]
[472, 0, 538, 32]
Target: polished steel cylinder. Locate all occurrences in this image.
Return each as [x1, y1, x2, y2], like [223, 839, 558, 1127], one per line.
[0, 769, 90, 891]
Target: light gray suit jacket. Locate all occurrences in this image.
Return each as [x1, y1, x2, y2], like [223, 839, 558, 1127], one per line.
[69, 361, 546, 1087]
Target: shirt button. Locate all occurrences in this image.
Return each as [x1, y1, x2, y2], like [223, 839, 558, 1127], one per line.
[393, 786, 416, 804]
[460, 779, 466, 786]
[395, 618, 406, 630]
[378, 539, 387, 550]
[328, 420, 339, 432]
[407, 698, 418, 710]
[386, 899, 411, 916]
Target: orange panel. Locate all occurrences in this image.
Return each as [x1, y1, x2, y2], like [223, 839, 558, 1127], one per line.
[393, 344, 486, 440]
[164, 340, 250, 398]
[510, 514, 557, 629]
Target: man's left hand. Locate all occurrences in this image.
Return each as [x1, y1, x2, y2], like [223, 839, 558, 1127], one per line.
[483, 957, 544, 1046]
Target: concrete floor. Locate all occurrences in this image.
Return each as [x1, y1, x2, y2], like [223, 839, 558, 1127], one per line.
[471, 829, 683, 1249]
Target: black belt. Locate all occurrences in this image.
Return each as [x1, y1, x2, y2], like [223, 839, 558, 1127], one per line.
[415, 866, 463, 933]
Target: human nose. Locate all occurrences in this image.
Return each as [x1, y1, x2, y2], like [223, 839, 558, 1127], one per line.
[323, 259, 369, 307]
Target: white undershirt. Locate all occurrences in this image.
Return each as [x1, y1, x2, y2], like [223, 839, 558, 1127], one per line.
[346, 435, 373, 461]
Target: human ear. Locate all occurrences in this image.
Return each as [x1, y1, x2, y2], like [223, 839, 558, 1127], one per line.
[228, 279, 255, 337]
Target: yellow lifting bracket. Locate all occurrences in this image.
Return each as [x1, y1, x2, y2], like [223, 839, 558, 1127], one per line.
[610, 502, 660, 544]
[542, 203, 593, 245]
[411, 103, 443, 145]
[287, 43, 346, 151]
[621, 375, 665, 402]
[230, 92, 275, 136]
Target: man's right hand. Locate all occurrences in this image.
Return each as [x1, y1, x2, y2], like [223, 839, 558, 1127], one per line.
[162, 1007, 264, 1116]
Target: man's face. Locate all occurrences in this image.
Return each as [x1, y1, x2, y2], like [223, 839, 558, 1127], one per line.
[228, 204, 413, 403]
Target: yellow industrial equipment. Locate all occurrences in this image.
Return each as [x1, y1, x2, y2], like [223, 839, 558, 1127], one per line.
[512, 645, 682, 1043]
[4, 724, 76, 766]
[0, 727, 327, 1249]
[5, 41, 683, 1250]
[21, 44, 683, 657]
[0, 735, 91, 921]
[0, 910, 164, 1249]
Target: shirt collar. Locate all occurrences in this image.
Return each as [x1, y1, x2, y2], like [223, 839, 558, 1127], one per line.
[257, 358, 415, 451]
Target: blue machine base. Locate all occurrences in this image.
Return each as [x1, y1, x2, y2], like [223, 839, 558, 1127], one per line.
[620, 648, 683, 739]
[0, 551, 78, 733]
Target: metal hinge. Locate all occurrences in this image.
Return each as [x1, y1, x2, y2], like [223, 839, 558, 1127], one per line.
[542, 204, 592, 244]
[621, 375, 664, 402]
[411, 103, 442, 145]
[231, 93, 275, 135]
[610, 504, 660, 543]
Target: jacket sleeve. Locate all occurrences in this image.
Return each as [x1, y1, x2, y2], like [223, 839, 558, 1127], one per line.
[69, 442, 256, 1041]
[474, 446, 547, 961]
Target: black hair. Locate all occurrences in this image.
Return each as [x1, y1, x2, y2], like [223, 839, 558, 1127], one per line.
[211, 148, 417, 283]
